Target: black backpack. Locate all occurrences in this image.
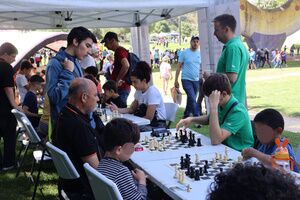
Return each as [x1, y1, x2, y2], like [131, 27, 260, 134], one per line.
[125, 51, 140, 84]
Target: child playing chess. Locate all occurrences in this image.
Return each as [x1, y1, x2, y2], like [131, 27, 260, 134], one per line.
[97, 118, 147, 200]
[102, 80, 127, 108]
[242, 109, 299, 172]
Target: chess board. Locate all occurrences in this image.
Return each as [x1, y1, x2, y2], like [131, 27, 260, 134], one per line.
[169, 155, 237, 181]
[141, 139, 194, 151]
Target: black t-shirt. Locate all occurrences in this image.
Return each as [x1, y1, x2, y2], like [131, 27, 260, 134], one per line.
[22, 91, 39, 128]
[0, 60, 14, 116]
[105, 96, 127, 108]
[54, 103, 101, 194]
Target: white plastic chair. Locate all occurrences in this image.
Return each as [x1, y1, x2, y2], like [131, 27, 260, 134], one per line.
[46, 142, 80, 200]
[164, 102, 179, 128]
[83, 163, 123, 200]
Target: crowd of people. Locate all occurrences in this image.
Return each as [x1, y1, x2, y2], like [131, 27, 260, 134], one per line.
[0, 13, 299, 200]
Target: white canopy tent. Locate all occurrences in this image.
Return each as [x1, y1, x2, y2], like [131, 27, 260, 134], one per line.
[0, 0, 242, 72]
[0, 0, 208, 29]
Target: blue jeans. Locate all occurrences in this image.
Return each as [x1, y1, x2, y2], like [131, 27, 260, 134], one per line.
[118, 89, 130, 106]
[182, 79, 199, 118]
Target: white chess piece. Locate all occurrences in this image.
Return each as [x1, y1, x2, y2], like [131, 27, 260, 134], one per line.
[212, 158, 216, 167]
[144, 136, 149, 143]
[174, 166, 179, 179]
[149, 140, 155, 151]
[168, 135, 172, 143]
[195, 154, 200, 164]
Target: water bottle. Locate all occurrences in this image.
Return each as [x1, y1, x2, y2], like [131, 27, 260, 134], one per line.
[273, 138, 290, 172]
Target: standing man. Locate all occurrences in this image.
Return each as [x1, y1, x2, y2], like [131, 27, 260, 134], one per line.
[174, 36, 201, 119]
[100, 32, 131, 104]
[46, 26, 97, 129]
[213, 14, 249, 106]
[0, 42, 19, 171]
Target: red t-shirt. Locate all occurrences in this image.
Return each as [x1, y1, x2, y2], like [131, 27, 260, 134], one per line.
[112, 46, 130, 91]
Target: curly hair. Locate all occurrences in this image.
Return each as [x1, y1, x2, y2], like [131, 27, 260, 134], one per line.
[207, 164, 300, 200]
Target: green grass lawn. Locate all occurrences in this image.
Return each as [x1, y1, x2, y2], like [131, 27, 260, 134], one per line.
[1, 60, 300, 199]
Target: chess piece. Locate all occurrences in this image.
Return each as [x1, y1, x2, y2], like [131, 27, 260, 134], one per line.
[144, 136, 149, 143]
[168, 134, 172, 143]
[158, 142, 164, 151]
[212, 158, 216, 167]
[237, 156, 243, 163]
[199, 167, 203, 176]
[197, 138, 202, 146]
[180, 156, 184, 169]
[204, 165, 208, 174]
[174, 166, 179, 179]
[190, 167, 195, 178]
[186, 184, 192, 192]
[220, 167, 223, 173]
[185, 166, 190, 176]
[215, 152, 218, 160]
[175, 131, 178, 139]
[149, 140, 155, 151]
[195, 154, 200, 164]
[195, 169, 200, 181]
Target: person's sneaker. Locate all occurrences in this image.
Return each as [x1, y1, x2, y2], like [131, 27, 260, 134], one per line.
[2, 165, 15, 171]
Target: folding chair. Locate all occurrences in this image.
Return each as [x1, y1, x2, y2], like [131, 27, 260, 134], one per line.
[164, 102, 179, 129]
[11, 109, 51, 200]
[83, 163, 123, 200]
[46, 142, 80, 200]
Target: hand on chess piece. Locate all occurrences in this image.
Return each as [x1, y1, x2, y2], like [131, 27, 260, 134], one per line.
[132, 168, 146, 186]
[208, 90, 220, 110]
[106, 102, 118, 112]
[242, 147, 258, 160]
[176, 117, 193, 130]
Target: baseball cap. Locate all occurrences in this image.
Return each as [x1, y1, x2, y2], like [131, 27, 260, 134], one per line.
[101, 32, 119, 43]
[191, 36, 199, 41]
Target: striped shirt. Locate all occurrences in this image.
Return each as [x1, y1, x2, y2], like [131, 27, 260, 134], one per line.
[97, 157, 147, 200]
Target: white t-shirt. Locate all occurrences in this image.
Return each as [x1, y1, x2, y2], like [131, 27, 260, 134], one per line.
[134, 86, 166, 120]
[80, 54, 96, 69]
[16, 74, 28, 103]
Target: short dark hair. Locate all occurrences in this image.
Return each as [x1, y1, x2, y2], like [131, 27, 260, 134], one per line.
[84, 66, 98, 78]
[254, 108, 284, 130]
[0, 42, 18, 56]
[20, 60, 34, 70]
[84, 74, 98, 87]
[213, 14, 237, 32]
[208, 164, 300, 200]
[67, 26, 97, 47]
[103, 118, 140, 151]
[29, 75, 44, 83]
[131, 61, 152, 83]
[203, 73, 231, 96]
[101, 31, 119, 43]
[29, 57, 35, 64]
[102, 80, 118, 93]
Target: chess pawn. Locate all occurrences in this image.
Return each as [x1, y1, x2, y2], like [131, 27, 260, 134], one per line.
[195, 154, 200, 164]
[149, 140, 155, 151]
[144, 136, 149, 143]
[186, 184, 192, 192]
[180, 171, 185, 184]
[174, 166, 179, 179]
[168, 135, 172, 143]
[212, 158, 216, 167]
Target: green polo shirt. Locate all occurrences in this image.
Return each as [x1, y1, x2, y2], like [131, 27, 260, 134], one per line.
[216, 36, 249, 105]
[218, 96, 253, 151]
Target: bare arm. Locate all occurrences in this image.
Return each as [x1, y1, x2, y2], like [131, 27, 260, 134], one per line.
[242, 148, 272, 166]
[116, 58, 130, 82]
[4, 87, 19, 109]
[174, 62, 182, 88]
[144, 104, 156, 121]
[109, 100, 139, 114]
[22, 105, 39, 117]
[226, 72, 237, 84]
[176, 115, 209, 130]
[81, 153, 99, 169]
[208, 91, 231, 145]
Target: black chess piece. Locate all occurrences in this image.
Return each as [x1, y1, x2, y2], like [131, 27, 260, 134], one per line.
[204, 165, 208, 173]
[205, 160, 208, 166]
[175, 131, 178, 139]
[190, 167, 195, 178]
[220, 167, 223, 173]
[180, 156, 184, 169]
[199, 167, 203, 176]
[192, 134, 196, 145]
[195, 169, 200, 181]
[197, 138, 202, 146]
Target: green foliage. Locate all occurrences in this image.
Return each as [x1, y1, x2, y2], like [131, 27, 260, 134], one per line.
[249, 0, 289, 9]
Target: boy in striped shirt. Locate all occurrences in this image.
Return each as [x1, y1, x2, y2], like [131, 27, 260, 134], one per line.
[97, 118, 147, 200]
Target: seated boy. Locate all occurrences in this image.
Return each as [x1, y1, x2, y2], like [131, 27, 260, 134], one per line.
[102, 80, 127, 108]
[176, 73, 254, 151]
[97, 118, 147, 200]
[242, 108, 299, 172]
[22, 75, 44, 128]
[84, 66, 102, 93]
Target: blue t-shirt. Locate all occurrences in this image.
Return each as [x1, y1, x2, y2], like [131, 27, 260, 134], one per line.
[22, 91, 40, 128]
[178, 48, 201, 81]
[258, 138, 299, 172]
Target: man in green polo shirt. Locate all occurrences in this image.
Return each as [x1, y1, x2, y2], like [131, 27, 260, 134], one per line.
[213, 14, 249, 106]
[176, 73, 253, 151]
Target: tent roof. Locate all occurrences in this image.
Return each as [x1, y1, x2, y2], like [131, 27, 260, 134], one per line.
[0, 0, 207, 29]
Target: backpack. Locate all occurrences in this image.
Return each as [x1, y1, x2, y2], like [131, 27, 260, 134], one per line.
[125, 51, 140, 84]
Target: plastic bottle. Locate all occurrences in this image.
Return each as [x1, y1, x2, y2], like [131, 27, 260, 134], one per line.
[273, 138, 290, 172]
